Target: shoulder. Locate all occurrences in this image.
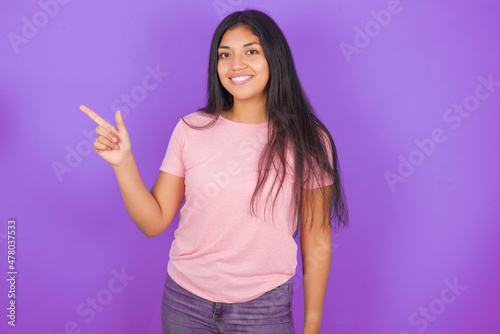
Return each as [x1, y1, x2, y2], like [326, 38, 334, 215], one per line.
[179, 110, 216, 126]
[172, 110, 220, 140]
[315, 125, 333, 149]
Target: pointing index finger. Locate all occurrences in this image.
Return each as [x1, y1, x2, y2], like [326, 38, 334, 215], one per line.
[80, 105, 108, 127]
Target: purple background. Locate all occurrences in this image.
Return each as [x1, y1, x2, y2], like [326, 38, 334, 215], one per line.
[1, 0, 499, 333]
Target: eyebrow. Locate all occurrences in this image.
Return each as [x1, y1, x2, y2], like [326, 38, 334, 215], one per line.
[218, 42, 261, 49]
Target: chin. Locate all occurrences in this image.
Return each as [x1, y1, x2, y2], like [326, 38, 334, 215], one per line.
[228, 90, 266, 102]
[231, 94, 255, 101]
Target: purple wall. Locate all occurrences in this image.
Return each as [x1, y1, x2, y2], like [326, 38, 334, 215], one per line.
[1, 0, 499, 333]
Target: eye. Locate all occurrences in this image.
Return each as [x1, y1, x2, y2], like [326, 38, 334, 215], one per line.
[219, 52, 230, 59]
[247, 49, 258, 55]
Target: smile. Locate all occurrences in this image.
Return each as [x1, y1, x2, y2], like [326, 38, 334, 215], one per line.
[230, 75, 253, 85]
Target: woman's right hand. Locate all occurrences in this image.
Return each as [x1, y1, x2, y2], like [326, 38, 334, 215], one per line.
[80, 105, 132, 167]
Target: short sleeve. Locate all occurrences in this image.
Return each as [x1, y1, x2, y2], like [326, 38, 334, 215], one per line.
[302, 130, 334, 189]
[159, 119, 186, 177]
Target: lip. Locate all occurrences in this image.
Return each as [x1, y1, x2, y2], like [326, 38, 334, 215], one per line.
[229, 75, 254, 85]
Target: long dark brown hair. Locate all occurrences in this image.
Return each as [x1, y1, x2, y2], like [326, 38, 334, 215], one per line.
[182, 9, 348, 238]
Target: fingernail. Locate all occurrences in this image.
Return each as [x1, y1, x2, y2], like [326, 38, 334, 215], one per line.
[112, 137, 117, 142]
[114, 144, 119, 150]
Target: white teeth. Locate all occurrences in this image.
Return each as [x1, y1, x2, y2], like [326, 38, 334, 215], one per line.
[231, 76, 252, 82]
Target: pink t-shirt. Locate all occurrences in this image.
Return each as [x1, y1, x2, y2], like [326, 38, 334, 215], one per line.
[159, 110, 333, 303]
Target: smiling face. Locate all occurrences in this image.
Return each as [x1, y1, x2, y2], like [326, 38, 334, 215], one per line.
[217, 25, 270, 105]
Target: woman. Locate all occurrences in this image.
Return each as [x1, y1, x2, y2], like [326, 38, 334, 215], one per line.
[81, 9, 348, 334]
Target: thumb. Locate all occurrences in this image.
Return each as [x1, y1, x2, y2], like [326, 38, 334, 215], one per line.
[115, 110, 128, 133]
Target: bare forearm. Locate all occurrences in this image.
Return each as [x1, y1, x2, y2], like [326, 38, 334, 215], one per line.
[112, 153, 163, 237]
[301, 232, 332, 332]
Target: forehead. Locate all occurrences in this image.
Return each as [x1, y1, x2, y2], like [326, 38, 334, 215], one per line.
[219, 26, 261, 46]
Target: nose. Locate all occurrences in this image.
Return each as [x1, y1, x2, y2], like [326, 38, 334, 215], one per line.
[230, 53, 247, 71]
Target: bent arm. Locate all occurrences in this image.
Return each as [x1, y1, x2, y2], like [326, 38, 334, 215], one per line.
[113, 154, 185, 238]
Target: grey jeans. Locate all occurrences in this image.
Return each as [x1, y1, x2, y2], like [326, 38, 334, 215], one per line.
[161, 272, 295, 334]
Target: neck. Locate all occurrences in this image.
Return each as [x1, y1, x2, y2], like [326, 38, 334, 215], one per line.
[224, 96, 268, 123]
